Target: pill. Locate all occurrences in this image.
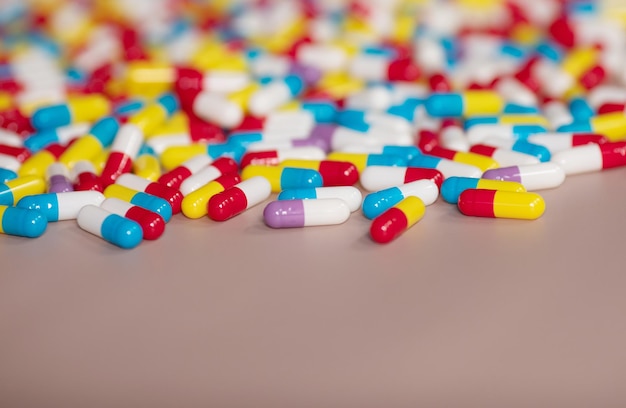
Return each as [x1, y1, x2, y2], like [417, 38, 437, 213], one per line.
[181, 173, 241, 219]
[362, 179, 439, 219]
[100, 197, 165, 240]
[103, 184, 172, 222]
[208, 176, 271, 221]
[408, 154, 482, 179]
[71, 160, 103, 192]
[30, 94, 111, 130]
[424, 90, 504, 118]
[428, 146, 500, 171]
[116, 173, 183, 214]
[239, 146, 326, 168]
[0, 175, 46, 206]
[457, 189, 545, 220]
[17, 143, 68, 178]
[550, 142, 626, 175]
[264, 198, 351, 228]
[157, 154, 214, 189]
[479, 137, 552, 162]
[178, 156, 239, 196]
[76, 204, 143, 249]
[440, 177, 526, 204]
[0, 204, 48, 238]
[469, 144, 540, 166]
[24, 122, 90, 153]
[277, 186, 362, 212]
[482, 162, 566, 190]
[278, 159, 359, 186]
[248, 74, 304, 117]
[241, 165, 323, 193]
[17, 190, 105, 221]
[359, 165, 444, 192]
[326, 152, 407, 173]
[370, 196, 425, 244]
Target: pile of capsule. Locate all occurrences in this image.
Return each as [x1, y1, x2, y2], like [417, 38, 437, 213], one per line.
[2, 0, 626, 247]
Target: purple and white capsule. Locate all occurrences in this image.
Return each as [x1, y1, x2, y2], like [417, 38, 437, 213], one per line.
[482, 162, 565, 191]
[263, 198, 351, 228]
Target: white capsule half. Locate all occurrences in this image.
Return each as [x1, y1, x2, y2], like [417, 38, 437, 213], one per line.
[550, 144, 604, 175]
[264, 198, 351, 228]
[193, 91, 243, 128]
[482, 162, 565, 190]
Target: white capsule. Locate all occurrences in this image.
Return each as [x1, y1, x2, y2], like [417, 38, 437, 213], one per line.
[587, 85, 626, 109]
[263, 110, 316, 135]
[146, 133, 193, 155]
[179, 164, 224, 196]
[263, 198, 351, 228]
[472, 144, 540, 166]
[248, 81, 293, 117]
[550, 144, 604, 175]
[466, 124, 522, 144]
[482, 162, 565, 190]
[278, 186, 363, 212]
[109, 123, 143, 158]
[192, 91, 243, 129]
[343, 86, 393, 112]
[202, 70, 250, 94]
[330, 126, 413, 151]
[359, 166, 439, 193]
[76, 204, 143, 249]
[525, 133, 587, 154]
[439, 125, 470, 152]
[296, 43, 348, 72]
[17, 190, 105, 221]
[348, 54, 389, 82]
[542, 100, 574, 130]
[494, 77, 538, 107]
[410, 155, 483, 179]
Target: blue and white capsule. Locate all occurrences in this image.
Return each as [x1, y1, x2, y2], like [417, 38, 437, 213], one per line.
[17, 191, 105, 221]
[76, 204, 143, 249]
[277, 186, 362, 212]
[361, 179, 439, 219]
[466, 123, 547, 144]
[480, 137, 552, 162]
[408, 154, 482, 179]
[0, 204, 48, 238]
[248, 74, 305, 117]
[23, 122, 90, 153]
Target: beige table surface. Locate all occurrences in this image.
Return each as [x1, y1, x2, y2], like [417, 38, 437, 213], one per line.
[1, 168, 626, 408]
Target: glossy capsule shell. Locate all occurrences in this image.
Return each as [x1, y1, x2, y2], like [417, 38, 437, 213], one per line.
[408, 154, 482, 179]
[17, 143, 67, 178]
[100, 123, 143, 187]
[46, 162, 74, 193]
[326, 152, 407, 173]
[178, 157, 239, 196]
[362, 179, 439, 219]
[549, 128, 613, 164]
[482, 163, 566, 191]
[181, 173, 241, 219]
[0, 175, 46, 205]
[58, 116, 120, 168]
[370, 196, 425, 244]
[428, 146, 499, 172]
[469, 144, 540, 167]
[30, 94, 111, 130]
[16, 191, 105, 221]
[77, 205, 143, 249]
[100, 197, 165, 240]
[264, 198, 351, 228]
[71, 160, 103, 192]
[158, 154, 214, 189]
[458, 189, 545, 220]
[440, 177, 527, 204]
[0, 168, 17, 183]
[0, 204, 48, 238]
[208, 176, 272, 221]
[425, 91, 504, 117]
[103, 184, 172, 222]
[359, 166, 444, 192]
[239, 147, 326, 168]
[278, 159, 360, 186]
[116, 173, 183, 214]
[241, 165, 323, 193]
[277, 186, 362, 212]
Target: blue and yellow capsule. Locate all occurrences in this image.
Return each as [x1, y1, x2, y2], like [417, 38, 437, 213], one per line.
[132, 144, 161, 182]
[23, 122, 90, 152]
[103, 184, 172, 222]
[241, 165, 323, 193]
[0, 204, 48, 238]
[425, 90, 505, 118]
[0, 168, 17, 183]
[0, 175, 46, 205]
[159, 142, 246, 170]
[30, 93, 111, 130]
[441, 176, 527, 204]
[326, 152, 407, 173]
[59, 116, 120, 168]
[126, 93, 179, 136]
[557, 112, 626, 142]
[76, 205, 143, 249]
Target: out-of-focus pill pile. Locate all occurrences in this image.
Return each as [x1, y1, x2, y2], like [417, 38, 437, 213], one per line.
[2, 0, 626, 247]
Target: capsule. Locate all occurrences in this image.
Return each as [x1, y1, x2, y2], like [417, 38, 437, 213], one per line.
[277, 186, 362, 212]
[208, 176, 272, 221]
[335, 108, 413, 134]
[184, 90, 245, 129]
[335, 145, 421, 162]
[76, 205, 143, 249]
[557, 112, 626, 142]
[482, 163, 565, 190]
[0, 167, 17, 183]
[0, 175, 46, 205]
[58, 116, 120, 168]
[440, 177, 527, 204]
[100, 197, 165, 240]
[466, 123, 547, 145]
[103, 184, 172, 222]
[0, 144, 30, 163]
[469, 144, 540, 166]
[359, 165, 444, 192]
[181, 173, 242, 219]
[159, 142, 246, 170]
[248, 74, 305, 117]
[264, 198, 351, 228]
[23, 122, 90, 153]
[458, 189, 545, 220]
[17, 143, 68, 178]
[526, 133, 608, 153]
[0, 204, 48, 238]
[178, 157, 239, 196]
[428, 146, 499, 171]
[99, 123, 143, 187]
[438, 119, 470, 152]
[235, 109, 317, 136]
[362, 179, 439, 219]
[424, 90, 504, 118]
[324, 125, 413, 152]
[241, 165, 323, 193]
[408, 154, 482, 179]
[16, 191, 105, 221]
[325, 152, 406, 173]
[46, 162, 73, 193]
[116, 173, 183, 214]
[479, 137, 552, 162]
[132, 145, 161, 181]
[278, 159, 359, 186]
[348, 55, 420, 82]
[157, 154, 214, 189]
[550, 142, 626, 175]
[30, 94, 111, 130]
[370, 196, 425, 244]
[239, 146, 326, 168]
[71, 160, 103, 192]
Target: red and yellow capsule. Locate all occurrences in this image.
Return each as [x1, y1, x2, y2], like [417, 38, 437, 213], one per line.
[458, 189, 545, 220]
[370, 196, 425, 244]
[181, 173, 242, 219]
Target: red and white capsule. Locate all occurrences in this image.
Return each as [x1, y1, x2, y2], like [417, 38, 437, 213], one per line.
[359, 165, 444, 192]
[100, 197, 166, 240]
[550, 141, 626, 175]
[208, 176, 272, 221]
[115, 173, 183, 214]
[179, 156, 239, 196]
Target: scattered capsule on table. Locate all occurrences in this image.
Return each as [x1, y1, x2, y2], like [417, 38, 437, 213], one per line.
[428, 146, 499, 172]
[71, 160, 103, 192]
[158, 154, 214, 189]
[239, 146, 326, 168]
[457, 189, 545, 220]
[116, 173, 183, 214]
[479, 137, 552, 162]
[23, 122, 90, 153]
[550, 141, 626, 175]
[526, 132, 608, 154]
[424, 90, 504, 118]
[0, 168, 17, 183]
[482, 162, 566, 191]
[100, 197, 165, 240]
[469, 144, 540, 167]
[76, 204, 143, 249]
[362, 179, 439, 220]
[0, 175, 46, 205]
[440, 177, 527, 204]
[0, 204, 48, 238]
[408, 154, 482, 179]
[16, 190, 105, 221]
[359, 165, 444, 192]
[178, 157, 239, 196]
[103, 184, 172, 222]
[181, 173, 242, 219]
[30, 94, 111, 130]
[241, 165, 323, 193]
[277, 186, 362, 212]
[264, 197, 351, 229]
[278, 159, 359, 187]
[17, 143, 69, 178]
[370, 196, 426, 244]
[208, 176, 272, 221]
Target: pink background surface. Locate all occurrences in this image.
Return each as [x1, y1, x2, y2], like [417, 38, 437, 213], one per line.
[2, 169, 626, 407]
